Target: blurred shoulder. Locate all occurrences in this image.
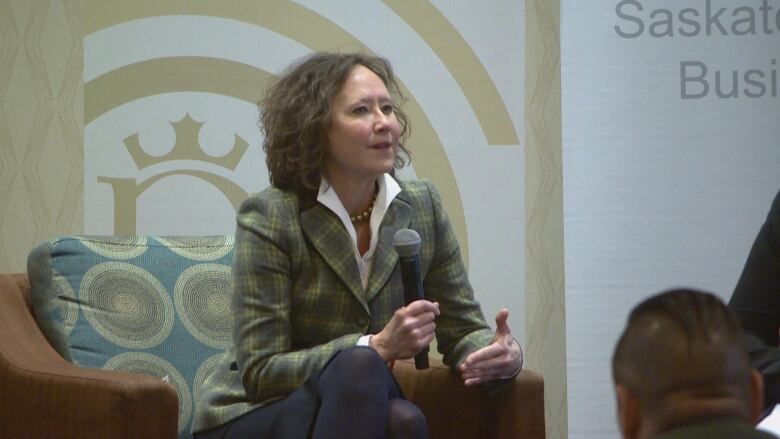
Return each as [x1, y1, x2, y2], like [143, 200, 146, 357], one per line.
[396, 178, 438, 204]
[237, 186, 301, 226]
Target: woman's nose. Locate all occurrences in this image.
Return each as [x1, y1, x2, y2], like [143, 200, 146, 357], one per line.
[374, 112, 390, 132]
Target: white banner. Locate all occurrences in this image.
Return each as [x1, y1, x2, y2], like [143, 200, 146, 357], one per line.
[563, 0, 780, 437]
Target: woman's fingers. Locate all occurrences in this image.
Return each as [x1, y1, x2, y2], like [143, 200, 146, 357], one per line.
[402, 300, 440, 317]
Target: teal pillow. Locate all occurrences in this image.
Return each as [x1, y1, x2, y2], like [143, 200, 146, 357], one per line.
[28, 236, 235, 438]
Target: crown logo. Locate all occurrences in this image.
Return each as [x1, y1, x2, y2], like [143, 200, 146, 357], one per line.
[123, 113, 250, 171]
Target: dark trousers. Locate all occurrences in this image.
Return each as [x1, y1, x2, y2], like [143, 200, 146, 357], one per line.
[194, 346, 427, 439]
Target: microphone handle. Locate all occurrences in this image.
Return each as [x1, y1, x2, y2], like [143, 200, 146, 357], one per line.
[415, 346, 429, 369]
[399, 255, 429, 369]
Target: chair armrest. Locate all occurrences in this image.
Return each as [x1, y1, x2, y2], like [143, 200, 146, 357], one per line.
[393, 356, 545, 439]
[0, 274, 179, 439]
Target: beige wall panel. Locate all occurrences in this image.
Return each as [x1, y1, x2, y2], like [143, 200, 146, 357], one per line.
[0, 0, 83, 273]
[526, 1, 565, 439]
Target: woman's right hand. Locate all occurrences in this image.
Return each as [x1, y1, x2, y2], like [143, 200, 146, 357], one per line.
[370, 300, 440, 362]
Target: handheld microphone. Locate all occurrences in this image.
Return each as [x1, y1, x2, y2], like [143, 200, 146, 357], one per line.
[392, 228, 429, 370]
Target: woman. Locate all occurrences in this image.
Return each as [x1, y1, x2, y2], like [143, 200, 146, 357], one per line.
[192, 52, 523, 439]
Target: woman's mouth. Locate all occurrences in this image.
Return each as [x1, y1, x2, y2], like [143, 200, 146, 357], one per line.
[371, 141, 392, 149]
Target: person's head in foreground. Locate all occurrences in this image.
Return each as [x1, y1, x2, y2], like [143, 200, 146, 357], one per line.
[612, 288, 768, 439]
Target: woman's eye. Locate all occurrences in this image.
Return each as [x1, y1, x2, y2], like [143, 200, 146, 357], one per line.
[382, 105, 394, 115]
[353, 106, 368, 114]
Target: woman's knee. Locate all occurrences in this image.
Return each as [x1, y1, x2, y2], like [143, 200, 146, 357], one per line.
[387, 399, 428, 438]
[333, 346, 385, 367]
[319, 347, 389, 396]
[326, 346, 387, 378]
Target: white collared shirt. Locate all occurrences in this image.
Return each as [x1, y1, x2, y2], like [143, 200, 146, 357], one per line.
[317, 173, 401, 290]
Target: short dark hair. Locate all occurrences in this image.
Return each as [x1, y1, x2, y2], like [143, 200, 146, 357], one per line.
[259, 52, 411, 196]
[612, 289, 752, 413]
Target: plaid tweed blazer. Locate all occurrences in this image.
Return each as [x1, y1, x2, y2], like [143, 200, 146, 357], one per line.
[192, 178, 494, 433]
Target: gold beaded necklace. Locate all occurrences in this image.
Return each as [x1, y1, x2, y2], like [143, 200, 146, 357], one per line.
[349, 187, 378, 223]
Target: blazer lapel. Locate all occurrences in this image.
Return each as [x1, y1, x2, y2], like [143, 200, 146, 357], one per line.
[300, 204, 367, 313]
[365, 195, 412, 302]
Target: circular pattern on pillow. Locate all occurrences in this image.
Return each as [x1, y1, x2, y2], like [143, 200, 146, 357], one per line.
[103, 352, 191, 433]
[81, 262, 174, 349]
[80, 236, 149, 259]
[157, 236, 234, 261]
[51, 270, 78, 335]
[193, 352, 224, 404]
[174, 264, 232, 348]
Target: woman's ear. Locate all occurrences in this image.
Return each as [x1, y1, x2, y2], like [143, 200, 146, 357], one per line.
[616, 384, 641, 439]
[750, 369, 765, 424]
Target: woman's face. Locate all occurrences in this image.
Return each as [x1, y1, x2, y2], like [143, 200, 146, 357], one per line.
[324, 65, 401, 185]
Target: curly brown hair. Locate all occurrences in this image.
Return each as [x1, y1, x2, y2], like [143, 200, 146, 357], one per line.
[260, 52, 411, 196]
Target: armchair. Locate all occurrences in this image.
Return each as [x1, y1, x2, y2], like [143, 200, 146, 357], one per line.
[0, 236, 544, 439]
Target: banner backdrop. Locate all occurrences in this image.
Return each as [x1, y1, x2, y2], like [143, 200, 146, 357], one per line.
[563, 1, 780, 437]
[84, 2, 523, 433]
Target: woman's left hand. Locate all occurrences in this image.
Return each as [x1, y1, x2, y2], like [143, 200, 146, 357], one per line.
[458, 308, 523, 386]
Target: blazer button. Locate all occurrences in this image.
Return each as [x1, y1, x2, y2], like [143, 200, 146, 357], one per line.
[357, 317, 368, 327]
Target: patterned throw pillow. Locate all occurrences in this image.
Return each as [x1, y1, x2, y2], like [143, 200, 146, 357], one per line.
[28, 235, 235, 438]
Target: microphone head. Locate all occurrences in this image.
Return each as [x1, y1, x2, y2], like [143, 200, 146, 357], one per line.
[393, 229, 421, 258]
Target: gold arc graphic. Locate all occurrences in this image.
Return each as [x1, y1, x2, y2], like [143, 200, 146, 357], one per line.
[85, 57, 271, 125]
[382, 0, 520, 145]
[80, 0, 525, 265]
[84, 0, 518, 146]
